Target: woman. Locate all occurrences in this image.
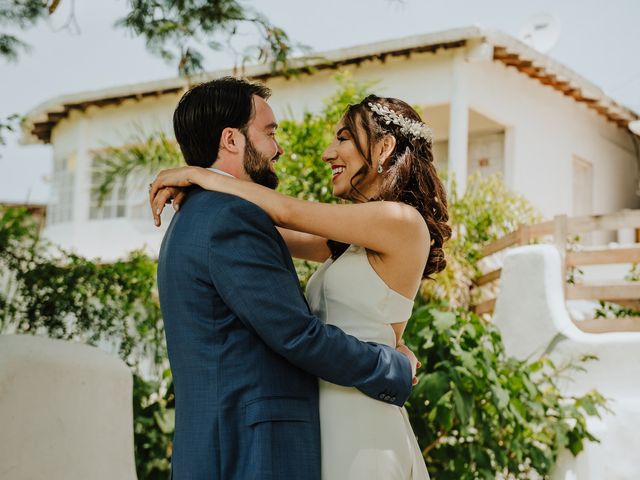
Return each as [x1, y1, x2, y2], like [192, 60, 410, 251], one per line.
[151, 95, 450, 479]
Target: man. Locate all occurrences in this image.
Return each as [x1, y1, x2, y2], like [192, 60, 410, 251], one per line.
[155, 77, 416, 479]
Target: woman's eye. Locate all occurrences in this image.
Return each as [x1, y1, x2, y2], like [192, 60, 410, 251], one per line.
[337, 136, 348, 142]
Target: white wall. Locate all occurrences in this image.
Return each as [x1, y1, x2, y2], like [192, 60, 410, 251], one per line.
[45, 95, 179, 260]
[42, 47, 639, 259]
[467, 59, 639, 219]
[266, 50, 456, 120]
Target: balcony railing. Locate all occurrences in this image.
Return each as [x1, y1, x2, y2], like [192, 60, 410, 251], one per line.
[471, 209, 640, 333]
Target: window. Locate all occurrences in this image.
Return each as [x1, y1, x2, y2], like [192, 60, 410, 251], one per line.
[89, 159, 127, 220]
[431, 132, 505, 178]
[48, 155, 75, 225]
[88, 158, 152, 221]
[124, 170, 155, 222]
[468, 132, 505, 177]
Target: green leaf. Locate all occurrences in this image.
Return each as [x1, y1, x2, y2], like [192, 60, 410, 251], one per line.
[435, 403, 454, 430]
[154, 408, 175, 434]
[568, 435, 585, 456]
[458, 350, 478, 374]
[491, 386, 510, 410]
[578, 396, 599, 416]
[452, 382, 473, 424]
[432, 310, 456, 332]
[509, 398, 528, 423]
[423, 371, 450, 405]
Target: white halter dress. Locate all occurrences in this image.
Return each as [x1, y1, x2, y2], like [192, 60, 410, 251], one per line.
[306, 244, 430, 480]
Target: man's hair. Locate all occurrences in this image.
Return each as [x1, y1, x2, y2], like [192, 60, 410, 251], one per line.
[173, 77, 272, 168]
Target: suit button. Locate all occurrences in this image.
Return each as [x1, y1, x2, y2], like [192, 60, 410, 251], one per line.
[384, 395, 391, 401]
[391, 396, 396, 402]
[379, 393, 385, 399]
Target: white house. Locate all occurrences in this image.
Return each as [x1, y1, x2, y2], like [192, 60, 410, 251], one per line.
[21, 26, 640, 261]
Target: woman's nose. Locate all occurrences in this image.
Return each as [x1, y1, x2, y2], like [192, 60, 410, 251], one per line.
[322, 144, 336, 163]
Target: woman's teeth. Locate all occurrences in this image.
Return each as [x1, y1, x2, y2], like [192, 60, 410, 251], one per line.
[333, 166, 345, 176]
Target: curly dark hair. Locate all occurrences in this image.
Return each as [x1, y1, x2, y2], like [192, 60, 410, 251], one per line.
[328, 94, 451, 279]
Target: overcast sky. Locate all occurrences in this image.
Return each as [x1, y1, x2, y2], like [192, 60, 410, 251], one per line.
[2, 0, 639, 204]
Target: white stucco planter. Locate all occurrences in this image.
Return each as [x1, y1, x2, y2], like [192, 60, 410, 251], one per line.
[493, 245, 640, 480]
[0, 335, 137, 480]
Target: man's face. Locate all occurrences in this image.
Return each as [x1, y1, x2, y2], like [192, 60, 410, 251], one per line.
[242, 96, 283, 189]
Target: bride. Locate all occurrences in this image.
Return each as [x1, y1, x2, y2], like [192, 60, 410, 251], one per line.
[150, 94, 450, 479]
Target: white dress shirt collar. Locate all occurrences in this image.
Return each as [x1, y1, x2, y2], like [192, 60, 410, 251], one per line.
[207, 167, 235, 178]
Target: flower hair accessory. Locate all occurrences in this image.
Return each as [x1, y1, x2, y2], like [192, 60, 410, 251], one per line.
[367, 102, 433, 143]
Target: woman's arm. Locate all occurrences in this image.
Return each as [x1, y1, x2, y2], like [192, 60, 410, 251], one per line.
[150, 166, 430, 257]
[276, 228, 331, 263]
[149, 186, 331, 263]
[391, 322, 408, 346]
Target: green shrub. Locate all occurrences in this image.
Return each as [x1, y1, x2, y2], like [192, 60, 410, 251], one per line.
[404, 301, 605, 479]
[133, 369, 174, 479]
[422, 174, 541, 309]
[0, 207, 164, 369]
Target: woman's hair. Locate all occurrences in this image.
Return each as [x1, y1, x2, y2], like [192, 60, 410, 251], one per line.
[328, 94, 451, 279]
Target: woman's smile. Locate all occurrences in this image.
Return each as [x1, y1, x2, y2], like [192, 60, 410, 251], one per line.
[331, 165, 346, 182]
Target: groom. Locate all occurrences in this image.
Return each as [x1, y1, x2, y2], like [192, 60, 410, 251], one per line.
[156, 77, 416, 480]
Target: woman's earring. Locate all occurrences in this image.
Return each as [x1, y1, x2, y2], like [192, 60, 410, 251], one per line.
[377, 162, 383, 174]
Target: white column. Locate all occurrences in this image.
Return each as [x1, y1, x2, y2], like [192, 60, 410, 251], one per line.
[448, 49, 469, 194]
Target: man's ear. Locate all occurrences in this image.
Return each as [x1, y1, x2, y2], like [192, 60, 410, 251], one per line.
[378, 134, 397, 166]
[219, 127, 244, 154]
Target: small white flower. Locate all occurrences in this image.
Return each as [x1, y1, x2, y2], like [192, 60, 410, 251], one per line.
[367, 102, 433, 143]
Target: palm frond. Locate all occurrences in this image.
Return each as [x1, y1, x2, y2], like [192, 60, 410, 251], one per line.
[93, 131, 183, 205]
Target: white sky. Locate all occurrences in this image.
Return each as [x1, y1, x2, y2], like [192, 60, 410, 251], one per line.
[1, 0, 639, 203]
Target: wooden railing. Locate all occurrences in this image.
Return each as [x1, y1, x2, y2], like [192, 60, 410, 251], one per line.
[471, 209, 640, 333]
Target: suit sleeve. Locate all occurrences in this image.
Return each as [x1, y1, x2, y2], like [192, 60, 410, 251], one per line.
[207, 198, 413, 406]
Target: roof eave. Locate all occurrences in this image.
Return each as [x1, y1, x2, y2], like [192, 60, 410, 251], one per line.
[21, 26, 639, 145]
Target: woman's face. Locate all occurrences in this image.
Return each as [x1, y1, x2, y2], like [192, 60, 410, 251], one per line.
[322, 118, 381, 201]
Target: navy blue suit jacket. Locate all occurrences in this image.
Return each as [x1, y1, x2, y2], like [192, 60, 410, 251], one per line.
[157, 188, 412, 480]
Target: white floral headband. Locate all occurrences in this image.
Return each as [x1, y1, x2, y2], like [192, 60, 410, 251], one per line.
[367, 102, 433, 143]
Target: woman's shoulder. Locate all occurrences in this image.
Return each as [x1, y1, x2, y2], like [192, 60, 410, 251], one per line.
[377, 201, 429, 234]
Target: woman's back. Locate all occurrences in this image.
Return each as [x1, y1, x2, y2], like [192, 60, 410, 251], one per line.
[306, 244, 413, 346]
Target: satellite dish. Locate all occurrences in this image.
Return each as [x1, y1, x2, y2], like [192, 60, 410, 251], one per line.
[519, 13, 562, 53]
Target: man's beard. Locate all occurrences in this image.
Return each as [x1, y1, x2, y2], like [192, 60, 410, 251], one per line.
[243, 136, 279, 190]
